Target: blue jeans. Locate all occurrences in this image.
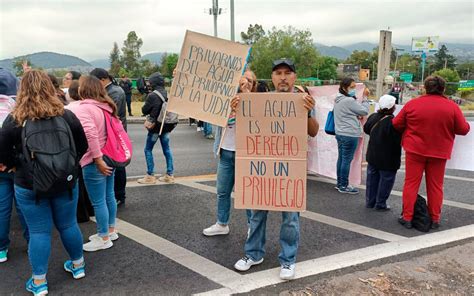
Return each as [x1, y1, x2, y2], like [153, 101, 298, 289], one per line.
[216, 149, 251, 225]
[365, 164, 397, 208]
[144, 132, 174, 176]
[203, 122, 213, 137]
[0, 172, 29, 251]
[82, 163, 116, 237]
[335, 135, 359, 188]
[15, 184, 83, 280]
[245, 211, 300, 265]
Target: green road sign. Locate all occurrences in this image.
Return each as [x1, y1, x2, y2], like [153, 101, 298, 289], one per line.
[400, 73, 414, 83]
[458, 80, 474, 91]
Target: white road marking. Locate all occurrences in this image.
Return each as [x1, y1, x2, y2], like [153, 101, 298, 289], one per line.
[103, 217, 243, 286]
[196, 224, 474, 295]
[307, 175, 474, 211]
[176, 181, 406, 242]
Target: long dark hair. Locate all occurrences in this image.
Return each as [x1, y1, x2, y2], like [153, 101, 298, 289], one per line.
[339, 77, 355, 98]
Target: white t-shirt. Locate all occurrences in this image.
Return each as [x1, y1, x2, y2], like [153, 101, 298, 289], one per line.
[221, 112, 236, 151]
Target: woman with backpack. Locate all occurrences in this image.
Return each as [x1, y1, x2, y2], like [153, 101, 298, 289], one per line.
[71, 76, 121, 252]
[0, 70, 88, 296]
[137, 72, 177, 185]
[363, 95, 401, 211]
[333, 78, 369, 194]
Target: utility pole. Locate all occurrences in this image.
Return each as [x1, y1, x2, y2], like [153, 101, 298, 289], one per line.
[230, 0, 235, 41]
[376, 30, 392, 98]
[444, 58, 448, 69]
[209, 0, 221, 37]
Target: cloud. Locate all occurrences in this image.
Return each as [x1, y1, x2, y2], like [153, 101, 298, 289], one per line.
[0, 0, 472, 61]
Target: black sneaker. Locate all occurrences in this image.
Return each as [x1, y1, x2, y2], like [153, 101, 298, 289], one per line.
[431, 222, 440, 230]
[375, 206, 391, 212]
[398, 217, 413, 229]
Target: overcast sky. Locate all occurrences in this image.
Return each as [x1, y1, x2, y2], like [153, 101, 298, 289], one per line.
[1, 0, 473, 61]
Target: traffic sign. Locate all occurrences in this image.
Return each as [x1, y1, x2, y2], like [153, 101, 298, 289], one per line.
[400, 73, 414, 83]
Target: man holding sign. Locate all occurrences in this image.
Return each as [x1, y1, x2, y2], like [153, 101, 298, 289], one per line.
[233, 59, 318, 280]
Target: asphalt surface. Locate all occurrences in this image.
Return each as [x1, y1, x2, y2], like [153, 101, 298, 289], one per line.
[1, 123, 473, 295]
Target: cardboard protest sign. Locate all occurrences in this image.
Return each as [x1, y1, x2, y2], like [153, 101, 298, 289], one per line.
[235, 93, 308, 212]
[446, 121, 473, 171]
[167, 30, 251, 127]
[307, 84, 365, 185]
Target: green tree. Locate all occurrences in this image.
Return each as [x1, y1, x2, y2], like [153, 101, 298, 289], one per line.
[118, 67, 129, 78]
[241, 24, 266, 45]
[433, 68, 460, 95]
[13, 58, 34, 76]
[456, 61, 474, 80]
[433, 45, 457, 71]
[313, 56, 338, 80]
[109, 42, 122, 77]
[160, 53, 179, 78]
[140, 59, 160, 77]
[345, 50, 373, 69]
[122, 31, 143, 77]
[250, 26, 319, 79]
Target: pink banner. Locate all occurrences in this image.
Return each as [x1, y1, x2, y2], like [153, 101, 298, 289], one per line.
[307, 84, 365, 185]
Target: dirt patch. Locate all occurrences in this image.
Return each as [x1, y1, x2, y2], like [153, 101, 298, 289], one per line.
[280, 241, 474, 296]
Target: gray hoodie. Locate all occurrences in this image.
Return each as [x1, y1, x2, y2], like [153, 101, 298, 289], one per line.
[334, 93, 369, 137]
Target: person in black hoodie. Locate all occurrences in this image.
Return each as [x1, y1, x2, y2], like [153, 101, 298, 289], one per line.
[363, 95, 401, 211]
[138, 72, 177, 184]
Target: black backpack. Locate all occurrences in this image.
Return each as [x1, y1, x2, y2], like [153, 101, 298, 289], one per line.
[22, 116, 78, 198]
[412, 194, 432, 232]
[136, 77, 147, 94]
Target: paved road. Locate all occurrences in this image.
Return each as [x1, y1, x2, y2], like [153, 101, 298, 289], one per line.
[1, 123, 473, 295]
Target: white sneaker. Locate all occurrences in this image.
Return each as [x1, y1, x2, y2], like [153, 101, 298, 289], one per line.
[197, 127, 202, 132]
[88, 231, 119, 242]
[83, 235, 113, 252]
[158, 174, 175, 184]
[202, 223, 229, 236]
[137, 174, 157, 184]
[280, 264, 296, 280]
[234, 256, 264, 271]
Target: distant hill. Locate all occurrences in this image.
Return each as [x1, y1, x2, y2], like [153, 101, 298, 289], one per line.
[89, 58, 110, 69]
[315, 43, 351, 60]
[141, 52, 166, 64]
[0, 51, 91, 71]
[316, 42, 473, 61]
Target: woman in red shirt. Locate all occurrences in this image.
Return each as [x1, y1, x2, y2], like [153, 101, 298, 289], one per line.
[392, 76, 470, 229]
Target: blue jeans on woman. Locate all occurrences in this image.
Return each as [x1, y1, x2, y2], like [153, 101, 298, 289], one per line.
[203, 122, 213, 137]
[82, 163, 116, 237]
[216, 149, 251, 225]
[365, 164, 397, 209]
[0, 172, 29, 251]
[244, 211, 300, 265]
[15, 184, 83, 280]
[335, 135, 360, 188]
[144, 132, 174, 176]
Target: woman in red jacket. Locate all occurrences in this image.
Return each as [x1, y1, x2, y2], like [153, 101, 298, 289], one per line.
[392, 76, 470, 229]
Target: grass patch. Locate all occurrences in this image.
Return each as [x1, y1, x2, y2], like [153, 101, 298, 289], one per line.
[130, 101, 144, 116]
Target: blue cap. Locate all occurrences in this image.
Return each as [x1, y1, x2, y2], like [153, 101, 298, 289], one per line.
[0, 68, 18, 96]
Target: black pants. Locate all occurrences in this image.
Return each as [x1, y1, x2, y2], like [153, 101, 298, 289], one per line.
[125, 93, 132, 115]
[77, 170, 94, 223]
[114, 167, 127, 201]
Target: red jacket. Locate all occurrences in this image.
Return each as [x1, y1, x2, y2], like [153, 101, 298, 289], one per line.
[392, 94, 470, 159]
